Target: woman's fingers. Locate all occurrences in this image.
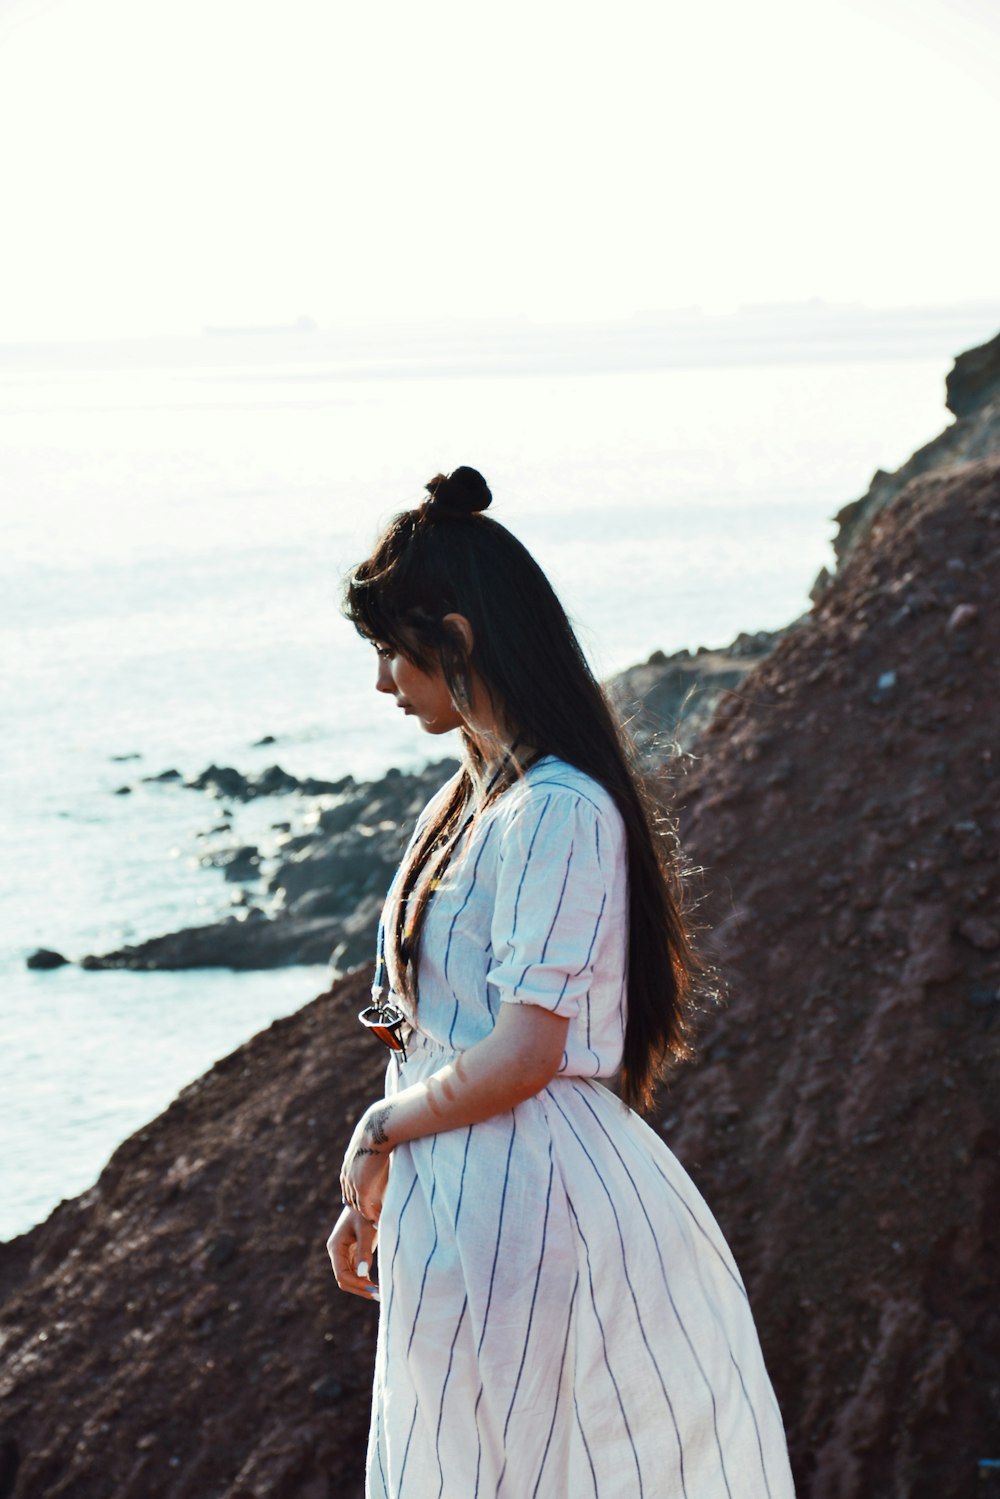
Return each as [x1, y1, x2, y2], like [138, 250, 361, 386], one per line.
[343, 1149, 390, 1227]
[327, 1207, 381, 1301]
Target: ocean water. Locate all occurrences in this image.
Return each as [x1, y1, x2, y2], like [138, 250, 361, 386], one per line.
[0, 346, 958, 1239]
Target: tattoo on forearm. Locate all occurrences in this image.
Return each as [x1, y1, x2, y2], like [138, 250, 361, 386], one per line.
[367, 1106, 392, 1147]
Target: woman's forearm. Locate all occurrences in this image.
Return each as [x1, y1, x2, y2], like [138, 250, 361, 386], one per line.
[362, 1002, 569, 1152]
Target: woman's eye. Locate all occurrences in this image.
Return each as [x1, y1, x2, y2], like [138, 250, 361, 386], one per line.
[374, 644, 393, 660]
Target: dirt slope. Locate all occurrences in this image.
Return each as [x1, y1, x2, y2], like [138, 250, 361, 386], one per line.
[671, 457, 1000, 1497]
[0, 968, 385, 1499]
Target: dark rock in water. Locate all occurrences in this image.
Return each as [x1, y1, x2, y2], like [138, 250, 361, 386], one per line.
[215, 845, 262, 883]
[253, 764, 301, 796]
[314, 798, 364, 836]
[185, 764, 250, 800]
[80, 912, 344, 969]
[270, 830, 397, 909]
[288, 886, 349, 920]
[252, 734, 277, 747]
[184, 762, 355, 802]
[108, 752, 142, 763]
[142, 768, 182, 783]
[26, 948, 69, 970]
[297, 774, 355, 797]
[80, 759, 461, 975]
[112, 785, 132, 796]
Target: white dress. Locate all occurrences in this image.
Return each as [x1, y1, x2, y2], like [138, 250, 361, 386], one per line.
[365, 757, 794, 1499]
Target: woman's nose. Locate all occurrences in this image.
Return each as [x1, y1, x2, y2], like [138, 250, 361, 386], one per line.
[375, 656, 394, 694]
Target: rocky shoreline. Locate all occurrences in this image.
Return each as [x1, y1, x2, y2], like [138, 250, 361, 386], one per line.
[28, 629, 784, 979]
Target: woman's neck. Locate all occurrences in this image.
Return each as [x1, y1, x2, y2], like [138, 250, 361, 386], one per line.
[462, 731, 542, 796]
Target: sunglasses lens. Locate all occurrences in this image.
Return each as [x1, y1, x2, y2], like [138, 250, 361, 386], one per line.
[372, 1024, 404, 1051]
[359, 1005, 408, 1056]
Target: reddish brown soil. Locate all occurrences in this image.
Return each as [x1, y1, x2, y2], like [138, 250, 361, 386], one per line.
[1, 459, 998, 1498]
[670, 458, 1000, 1498]
[0, 968, 385, 1499]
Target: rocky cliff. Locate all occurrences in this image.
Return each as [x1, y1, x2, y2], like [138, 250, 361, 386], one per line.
[3, 463, 998, 1495]
[674, 456, 1000, 1496]
[813, 327, 1000, 593]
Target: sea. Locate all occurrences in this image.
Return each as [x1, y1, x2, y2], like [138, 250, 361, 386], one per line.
[0, 315, 993, 1241]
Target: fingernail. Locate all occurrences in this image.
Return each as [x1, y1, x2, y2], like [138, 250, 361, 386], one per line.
[369, 1289, 381, 1302]
[357, 1261, 369, 1278]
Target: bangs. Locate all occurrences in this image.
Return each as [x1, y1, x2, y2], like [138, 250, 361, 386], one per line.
[343, 550, 436, 667]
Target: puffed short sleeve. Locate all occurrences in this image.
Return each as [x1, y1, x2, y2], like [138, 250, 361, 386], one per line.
[486, 785, 617, 1020]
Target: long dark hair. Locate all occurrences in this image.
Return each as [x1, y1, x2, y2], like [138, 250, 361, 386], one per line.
[344, 466, 702, 1112]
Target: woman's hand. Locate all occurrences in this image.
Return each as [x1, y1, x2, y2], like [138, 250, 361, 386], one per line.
[327, 1206, 380, 1301]
[340, 1105, 392, 1226]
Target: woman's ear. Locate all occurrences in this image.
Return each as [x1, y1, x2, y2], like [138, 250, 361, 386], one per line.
[442, 612, 474, 657]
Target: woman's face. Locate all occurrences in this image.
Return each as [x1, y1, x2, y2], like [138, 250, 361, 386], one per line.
[374, 647, 466, 736]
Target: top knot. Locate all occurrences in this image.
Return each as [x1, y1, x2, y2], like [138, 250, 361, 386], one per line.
[423, 466, 492, 517]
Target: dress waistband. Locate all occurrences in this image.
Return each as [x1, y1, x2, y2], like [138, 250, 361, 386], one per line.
[400, 1024, 458, 1060]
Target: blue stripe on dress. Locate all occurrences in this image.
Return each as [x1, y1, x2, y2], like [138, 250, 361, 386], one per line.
[526, 776, 605, 814]
[384, 1169, 421, 1335]
[472, 1112, 519, 1498]
[434, 1298, 469, 1499]
[530, 1267, 581, 1499]
[380, 1163, 422, 1496]
[453, 1125, 473, 1230]
[576, 892, 606, 1066]
[373, 1401, 389, 1498]
[570, 1083, 733, 1498]
[406, 1134, 441, 1357]
[650, 1164, 775, 1482]
[564, 1194, 645, 1498]
[515, 837, 575, 991]
[572, 1388, 600, 1498]
[730, 1349, 775, 1499]
[510, 796, 552, 936]
[648, 1154, 750, 1302]
[641, 1122, 777, 1489]
[444, 822, 497, 1046]
[396, 1398, 420, 1495]
[551, 1087, 689, 1498]
[500, 1143, 557, 1449]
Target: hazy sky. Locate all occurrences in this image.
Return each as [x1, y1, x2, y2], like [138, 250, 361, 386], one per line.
[0, 0, 997, 340]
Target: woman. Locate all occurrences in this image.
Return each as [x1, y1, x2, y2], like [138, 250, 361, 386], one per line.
[328, 467, 794, 1499]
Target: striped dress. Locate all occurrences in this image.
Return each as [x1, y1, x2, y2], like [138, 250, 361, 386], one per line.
[366, 757, 794, 1499]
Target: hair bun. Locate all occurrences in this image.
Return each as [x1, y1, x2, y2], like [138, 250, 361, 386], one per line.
[424, 466, 492, 516]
